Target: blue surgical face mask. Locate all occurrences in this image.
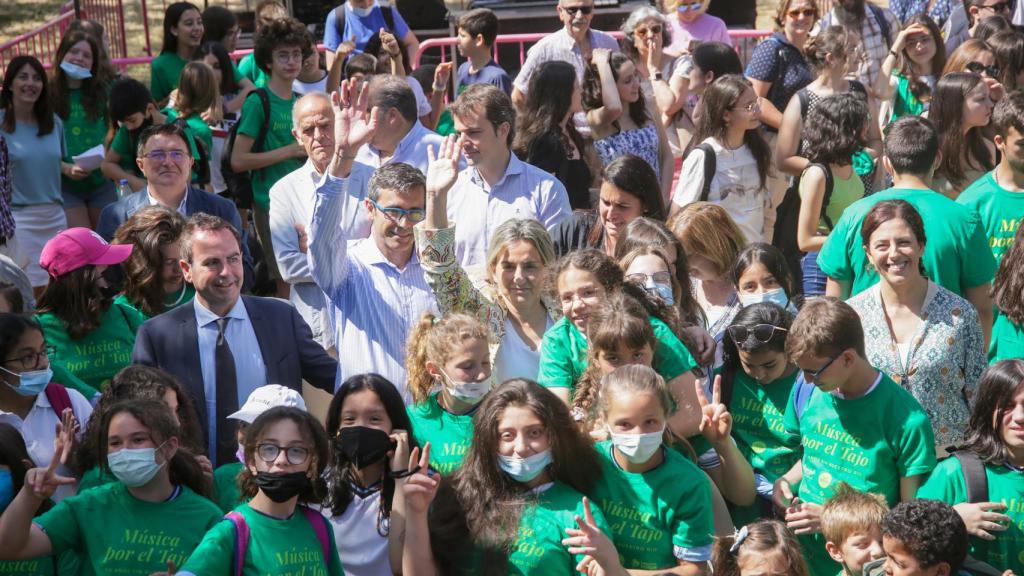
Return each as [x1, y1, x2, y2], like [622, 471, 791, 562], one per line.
[107, 444, 167, 487]
[739, 287, 789, 310]
[0, 470, 13, 512]
[350, 2, 375, 17]
[0, 366, 52, 397]
[644, 280, 675, 306]
[60, 61, 93, 80]
[497, 449, 552, 483]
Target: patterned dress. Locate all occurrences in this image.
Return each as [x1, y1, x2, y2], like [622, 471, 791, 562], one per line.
[593, 123, 660, 178]
[848, 282, 986, 447]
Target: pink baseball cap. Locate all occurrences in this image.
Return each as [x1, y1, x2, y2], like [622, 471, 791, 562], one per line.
[39, 228, 133, 278]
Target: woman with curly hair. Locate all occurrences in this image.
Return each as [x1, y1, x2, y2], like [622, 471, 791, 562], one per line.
[112, 206, 193, 318]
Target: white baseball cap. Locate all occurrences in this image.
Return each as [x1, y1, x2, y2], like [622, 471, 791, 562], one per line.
[228, 385, 307, 423]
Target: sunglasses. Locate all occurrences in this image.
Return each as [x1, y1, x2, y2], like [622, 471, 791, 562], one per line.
[369, 199, 426, 224]
[802, 354, 839, 382]
[727, 324, 788, 345]
[626, 271, 672, 285]
[965, 61, 1001, 78]
[787, 7, 816, 18]
[635, 25, 663, 36]
[676, 2, 703, 12]
[563, 5, 594, 15]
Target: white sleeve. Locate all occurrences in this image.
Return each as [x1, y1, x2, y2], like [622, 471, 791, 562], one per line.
[672, 148, 706, 207]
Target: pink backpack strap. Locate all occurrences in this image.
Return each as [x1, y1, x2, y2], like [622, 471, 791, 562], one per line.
[225, 511, 249, 576]
[44, 383, 72, 419]
[300, 506, 331, 567]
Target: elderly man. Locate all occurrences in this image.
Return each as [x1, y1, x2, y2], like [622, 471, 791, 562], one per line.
[354, 74, 446, 175]
[511, 0, 619, 109]
[269, 92, 374, 350]
[308, 81, 437, 399]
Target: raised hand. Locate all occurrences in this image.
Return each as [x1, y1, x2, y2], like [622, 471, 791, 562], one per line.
[954, 502, 1011, 541]
[646, 38, 661, 73]
[25, 430, 77, 500]
[55, 408, 79, 467]
[336, 33, 357, 61]
[332, 79, 379, 157]
[402, 443, 438, 515]
[591, 48, 612, 65]
[563, 497, 624, 575]
[389, 429, 411, 474]
[380, 29, 401, 58]
[425, 134, 463, 197]
[695, 375, 733, 444]
[433, 62, 453, 94]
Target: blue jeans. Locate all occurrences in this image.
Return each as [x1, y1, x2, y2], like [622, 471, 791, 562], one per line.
[801, 251, 827, 296]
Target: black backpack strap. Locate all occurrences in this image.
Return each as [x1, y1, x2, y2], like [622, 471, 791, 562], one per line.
[867, 3, 892, 49]
[797, 89, 810, 119]
[696, 143, 716, 202]
[334, 6, 346, 43]
[952, 450, 988, 503]
[807, 163, 835, 229]
[382, 5, 397, 30]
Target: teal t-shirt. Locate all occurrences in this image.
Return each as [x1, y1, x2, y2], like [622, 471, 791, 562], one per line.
[590, 441, 714, 570]
[236, 87, 300, 210]
[406, 392, 475, 475]
[720, 367, 801, 526]
[957, 170, 1024, 263]
[112, 283, 196, 320]
[150, 52, 189, 104]
[917, 457, 1024, 574]
[212, 461, 245, 513]
[110, 124, 143, 177]
[35, 300, 147, 392]
[61, 88, 109, 195]
[537, 316, 698, 395]
[35, 482, 222, 576]
[77, 466, 116, 493]
[179, 503, 346, 576]
[238, 53, 269, 88]
[990, 312, 1024, 363]
[817, 187, 997, 297]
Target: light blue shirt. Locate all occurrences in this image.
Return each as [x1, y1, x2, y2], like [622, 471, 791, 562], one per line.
[308, 173, 437, 401]
[1, 112, 65, 206]
[354, 120, 445, 176]
[193, 297, 267, 458]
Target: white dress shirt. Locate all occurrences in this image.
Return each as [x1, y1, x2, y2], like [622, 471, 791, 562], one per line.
[446, 153, 571, 268]
[148, 187, 189, 213]
[354, 120, 445, 176]
[269, 159, 373, 349]
[308, 173, 438, 400]
[193, 297, 267, 457]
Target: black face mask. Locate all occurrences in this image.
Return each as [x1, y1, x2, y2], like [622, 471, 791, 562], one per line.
[252, 471, 310, 503]
[336, 426, 396, 470]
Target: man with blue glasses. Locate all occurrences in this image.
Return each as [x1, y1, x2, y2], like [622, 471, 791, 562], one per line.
[308, 81, 438, 401]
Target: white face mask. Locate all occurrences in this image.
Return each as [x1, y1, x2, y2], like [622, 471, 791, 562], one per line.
[739, 287, 789, 310]
[497, 449, 552, 482]
[440, 369, 495, 403]
[349, 1, 375, 17]
[608, 427, 665, 464]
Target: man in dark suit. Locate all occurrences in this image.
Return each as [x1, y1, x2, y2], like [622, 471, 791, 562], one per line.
[132, 213, 337, 465]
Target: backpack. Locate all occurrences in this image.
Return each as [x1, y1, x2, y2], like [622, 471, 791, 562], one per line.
[173, 118, 211, 187]
[772, 162, 834, 292]
[866, 3, 893, 50]
[226, 506, 332, 576]
[221, 88, 272, 207]
[44, 383, 72, 418]
[684, 142, 716, 202]
[334, 3, 410, 71]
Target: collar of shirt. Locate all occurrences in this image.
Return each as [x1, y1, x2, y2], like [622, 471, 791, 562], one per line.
[303, 158, 325, 184]
[350, 236, 421, 272]
[468, 152, 523, 192]
[554, 27, 601, 52]
[148, 187, 189, 214]
[0, 392, 48, 422]
[193, 294, 249, 328]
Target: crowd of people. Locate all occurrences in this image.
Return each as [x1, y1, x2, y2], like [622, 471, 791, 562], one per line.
[0, 0, 1023, 574]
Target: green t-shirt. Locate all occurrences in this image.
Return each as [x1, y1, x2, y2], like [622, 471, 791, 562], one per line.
[890, 72, 927, 123]
[110, 124, 143, 178]
[51, 362, 100, 400]
[407, 392, 474, 475]
[237, 87, 300, 210]
[783, 374, 936, 508]
[800, 166, 865, 231]
[720, 367, 801, 526]
[957, 170, 1024, 263]
[35, 482, 222, 576]
[0, 557, 56, 576]
[436, 109, 455, 136]
[817, 187, 997, 297]
[590, 441, 714, 570]
[61, 88, 109, 194]
[150, 52, 189, 104]
[917, 456, 1024, 573]
[77, 466, 116, 493]
[179, 503, 345, 576]
[212, 461, 245, 513]
[112, 283, 196, 320]
[238, 53, 269, 88]
[35, 300, 147, 392]
[537, 316, 698, 394]
[990, 312, 1024, 363]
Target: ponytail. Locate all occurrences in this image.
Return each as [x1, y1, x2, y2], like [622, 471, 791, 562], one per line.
[405, 312, 492, 405]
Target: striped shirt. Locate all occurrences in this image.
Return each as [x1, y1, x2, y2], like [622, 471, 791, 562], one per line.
[0, 135, 13, 240]
[308, 173, 438, 400]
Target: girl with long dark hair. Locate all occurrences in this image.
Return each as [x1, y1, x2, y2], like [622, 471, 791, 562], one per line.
[930, 72, 996, 199]
[150, 1, 205, 106]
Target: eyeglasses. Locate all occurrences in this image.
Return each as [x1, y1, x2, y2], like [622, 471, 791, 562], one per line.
[563, 5, 594, 16]
[256, 443, 310, 465]
[635, 25, 663, 37]
[733, 99, 760, 112]
[966, 61, 1001, 78]
[677, 2, 704, 13]
[626, 271, 672, 285]
[2, 346, 55, 369]
[273, 50, 304, 63]
[905, 35, 933, 46]
[369, 199, 426, 224]
[143, 150, 189, 163]
[802, 354, 839, 382]
[727, 324, 787, 345]
[980, 1, 1011, 12]
[787, 7, 816, 18]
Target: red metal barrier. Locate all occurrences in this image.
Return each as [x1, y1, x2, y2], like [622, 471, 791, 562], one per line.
[80, 0, 130, 61]
[0, 11, 76, 72]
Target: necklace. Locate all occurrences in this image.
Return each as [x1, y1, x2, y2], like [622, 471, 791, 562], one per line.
[167, 284, 188, 308]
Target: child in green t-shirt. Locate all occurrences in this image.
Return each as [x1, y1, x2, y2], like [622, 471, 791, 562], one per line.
[874, 17, 942, 126]
[150, 2, 204, 106]
[589, 364, 716, 572]
[405, 312, 493, 475]
[0, 399, 221, 574]
[861, 500, 970, 576]
[229, 16, 310, 298]
[178, 406, 345, 576]
[0, 424, 56, 576]
[712, 519, 811, 576]
[101, 77, 166, 193]
[777, 297, 937, 576]
[821, 483, 888, 576]
[164, 61, 218, 188]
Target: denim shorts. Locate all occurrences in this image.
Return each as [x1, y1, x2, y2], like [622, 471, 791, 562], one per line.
[61, 180, 118, 210]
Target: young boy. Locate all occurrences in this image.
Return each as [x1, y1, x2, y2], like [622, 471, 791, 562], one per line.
[863, 500, 970, 576]
[822, 482, 888, 576]
[455, 8, 511, 96]
[101, 78, 165, 192]
[238, 0, 288, 88]
[230, 16, 310, 298]
[776, 297, 937, 576]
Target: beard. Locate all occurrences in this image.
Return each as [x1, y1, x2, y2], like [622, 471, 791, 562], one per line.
[835, 0, 866, 26]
